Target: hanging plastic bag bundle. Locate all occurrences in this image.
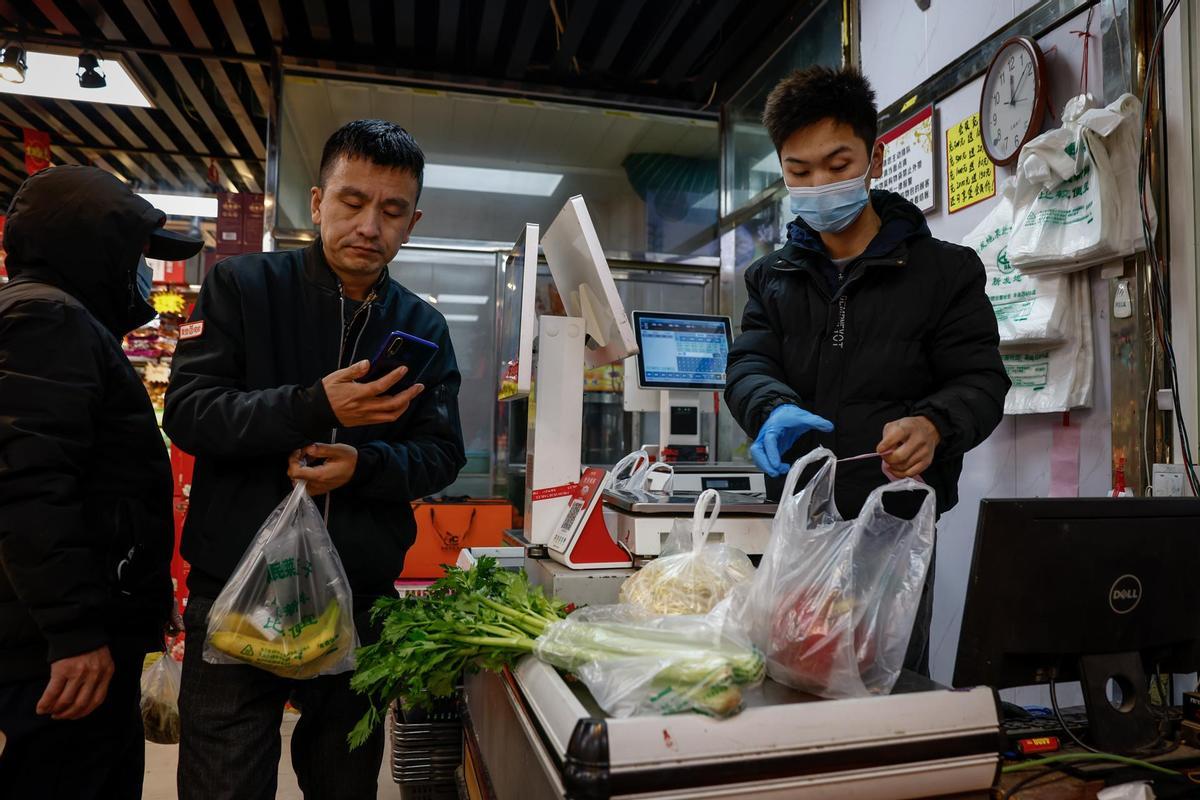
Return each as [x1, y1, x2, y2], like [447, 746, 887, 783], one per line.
[1007, 93, 1154, 274]
[140, 653, 182, 744]
[961, 176, 1071, 349]
[611, 448, 675, 494]
[619, 489, 755, 615]
[204, 481, 359, 679]
[727, 449, 935, 699]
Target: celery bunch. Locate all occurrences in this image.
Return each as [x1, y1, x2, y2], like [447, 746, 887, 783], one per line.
[349, 557, 763, 748]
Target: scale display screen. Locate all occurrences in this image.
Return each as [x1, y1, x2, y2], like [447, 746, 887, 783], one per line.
[632, 311, 733, 390]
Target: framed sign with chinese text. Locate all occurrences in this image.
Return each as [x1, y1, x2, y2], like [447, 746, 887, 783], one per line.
[876, 105, 937, 214]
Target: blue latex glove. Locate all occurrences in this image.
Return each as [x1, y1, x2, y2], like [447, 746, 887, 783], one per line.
[750, 404, 835, 477]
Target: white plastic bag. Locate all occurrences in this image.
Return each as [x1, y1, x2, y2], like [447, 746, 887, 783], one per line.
[619, 490, 755, 615]
[203, 481, 359, 679]
[962, 177, 1071, 349]
[611, 448, 674, 494]
[140, 654, 182, 744]
[728, 449, 935, 699]
[1002, 270, 1094, 414]
[533, 604, 764, 718]
[1008, 94, 1153, 274]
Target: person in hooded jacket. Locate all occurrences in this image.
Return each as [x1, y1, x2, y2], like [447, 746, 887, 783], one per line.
[725, 67, 1010, 676]
[0, 166, 202, 798]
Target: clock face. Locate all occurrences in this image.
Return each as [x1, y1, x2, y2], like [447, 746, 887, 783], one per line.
[982, 41, 1040, 164]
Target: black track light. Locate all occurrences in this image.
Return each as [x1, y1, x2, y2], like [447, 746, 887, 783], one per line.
[77, 52, 106, 89]
[0, 43, 27, 84]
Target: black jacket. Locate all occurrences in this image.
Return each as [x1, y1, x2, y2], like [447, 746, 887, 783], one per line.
[725, 191, 1010, 517]
[0, 167, 175, 681]
[163, 241, 466, 601]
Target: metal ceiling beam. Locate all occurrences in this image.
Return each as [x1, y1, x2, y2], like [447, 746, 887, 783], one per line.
[395, 0, 416, 59]
[213, 0, 274, 114]
[167, 0, 267, 161]
[628, 0, 691, 78]
[81, 1, 238, 192]
[302, 0, 331, 41]
[259, 0, 286, 44]
[476, 0, 506, 69]
[127, 105, 209, 188]
[590, 0, 645, 73]
[0, 0, 25, 29]
[30, 0, 75, 34]
[348, 0, 372, 48]
[505, 1, 546, 79]
[437, 0, 461, 70]
[281, 61, 718, 118]
[51, 99, 156, 185]
[1, 29, 270, 65]
[658, 0, 739, 88]
[549, 0, 600, 76]
[713, 0, 826, 106]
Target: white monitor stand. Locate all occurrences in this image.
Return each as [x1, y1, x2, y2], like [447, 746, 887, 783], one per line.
[622, 355, 704, 456]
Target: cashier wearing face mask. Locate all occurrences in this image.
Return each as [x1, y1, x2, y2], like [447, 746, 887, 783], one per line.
[725, 67, 1010, 676]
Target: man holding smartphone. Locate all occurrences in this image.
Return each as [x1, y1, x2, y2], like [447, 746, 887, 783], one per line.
[164, 120, 466, 799]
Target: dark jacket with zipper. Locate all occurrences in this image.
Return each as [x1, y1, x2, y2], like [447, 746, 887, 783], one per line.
[163, 240, 466, 602]
[725, 190, 1010, 517]
[0, 166, 174, 682]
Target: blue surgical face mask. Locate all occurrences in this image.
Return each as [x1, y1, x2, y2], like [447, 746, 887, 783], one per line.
[136, 255, 154, 301]
[786, 166, 872, 233]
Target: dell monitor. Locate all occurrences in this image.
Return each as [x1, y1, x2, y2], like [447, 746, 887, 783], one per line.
[631, 311, 733, 391]
[954, 497, 1200, 753]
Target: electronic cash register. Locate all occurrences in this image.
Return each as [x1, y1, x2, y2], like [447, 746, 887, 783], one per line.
[609, 311, 775, 558]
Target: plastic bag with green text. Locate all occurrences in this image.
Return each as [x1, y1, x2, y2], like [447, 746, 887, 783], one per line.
[203, 481, 359, 679]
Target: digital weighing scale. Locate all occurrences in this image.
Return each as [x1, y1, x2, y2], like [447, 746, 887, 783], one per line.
[603, 488, 776, 558]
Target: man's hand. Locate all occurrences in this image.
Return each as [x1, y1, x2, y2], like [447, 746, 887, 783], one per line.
[166, 606, 184, 638]
[37, 645, 114, 721]
[322, 360, 425, 428]
[877, 416, 941, 479]
[288, 443, 359, 496]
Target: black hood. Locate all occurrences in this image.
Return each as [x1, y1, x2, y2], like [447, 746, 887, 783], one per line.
[4, 165, 165, 336]
[786, 189, 931, 258]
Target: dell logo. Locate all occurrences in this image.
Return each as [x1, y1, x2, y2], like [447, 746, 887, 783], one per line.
[1109, 575, 1142, 615]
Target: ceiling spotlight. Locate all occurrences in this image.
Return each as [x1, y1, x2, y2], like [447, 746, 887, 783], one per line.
[76, 52, 106, 89]
[0, 44, 28, 84]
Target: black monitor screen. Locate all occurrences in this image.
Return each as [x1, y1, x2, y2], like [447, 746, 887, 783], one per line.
[632, 311, 733, 391]
[954, 497, 1200, 689]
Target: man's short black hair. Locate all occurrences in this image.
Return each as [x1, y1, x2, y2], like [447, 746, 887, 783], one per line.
[762, 66, 878, 154]
[318, 119, 425, 198]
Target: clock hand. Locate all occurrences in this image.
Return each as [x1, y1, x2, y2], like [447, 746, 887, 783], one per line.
[1012, 63, 1034, 100]
[1009, 73, 1015, 106]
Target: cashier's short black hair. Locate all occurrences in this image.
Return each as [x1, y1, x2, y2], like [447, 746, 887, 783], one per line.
[318, 119, 425, 199]
[763, 66, 878, 154]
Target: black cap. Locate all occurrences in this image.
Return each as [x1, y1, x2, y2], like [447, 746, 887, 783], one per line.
[147, 226, 204, 260]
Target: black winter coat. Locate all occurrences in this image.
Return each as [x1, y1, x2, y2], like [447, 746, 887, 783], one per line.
[163, 241, 466, 602]
[0, 167, 175, 681]
[725, 191, 1010, 517]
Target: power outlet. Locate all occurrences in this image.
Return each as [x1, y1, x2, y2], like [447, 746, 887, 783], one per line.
[1152, 464, 1187, 497]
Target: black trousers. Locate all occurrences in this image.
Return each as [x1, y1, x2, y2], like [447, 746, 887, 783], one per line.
[177, 595, 386, 800]
[0, 644, 146, 800]
[902, 554, 936, 678]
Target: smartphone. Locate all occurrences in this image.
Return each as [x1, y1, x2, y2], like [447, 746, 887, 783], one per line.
[358, 330, 439, 395]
